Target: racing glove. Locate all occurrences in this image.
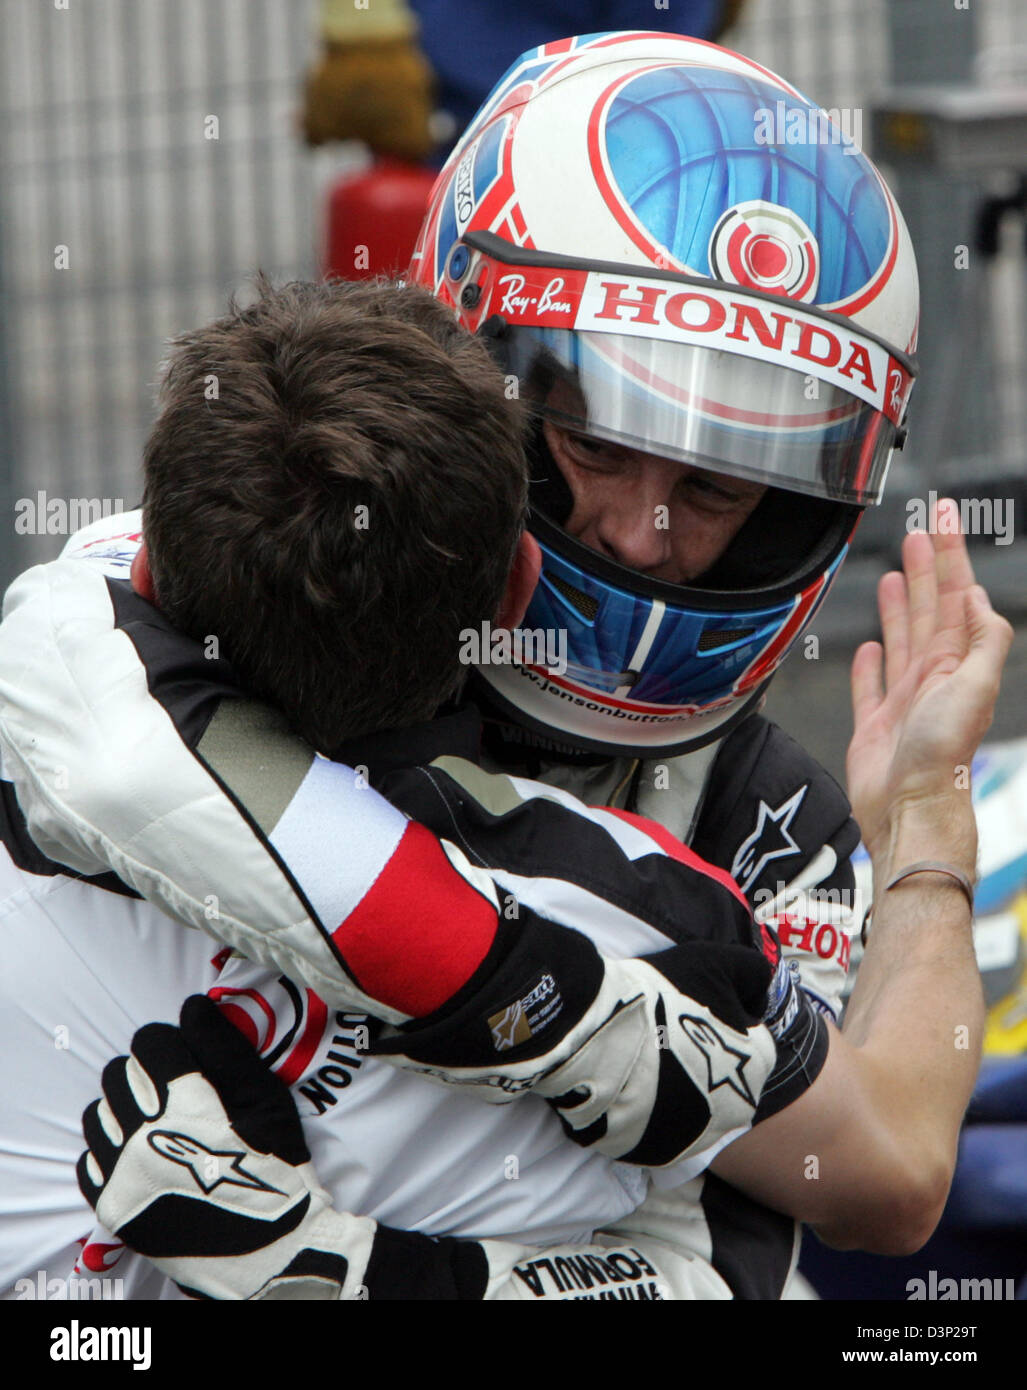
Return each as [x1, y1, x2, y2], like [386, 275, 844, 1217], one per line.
[77, 996, 718, 1300]
[371, 910, 779, 1173]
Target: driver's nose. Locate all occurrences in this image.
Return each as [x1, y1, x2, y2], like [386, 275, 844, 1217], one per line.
[590, 460, 678, 575]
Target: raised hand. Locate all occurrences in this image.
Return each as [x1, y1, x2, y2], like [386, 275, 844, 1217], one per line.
[846, 498, 1013, 864]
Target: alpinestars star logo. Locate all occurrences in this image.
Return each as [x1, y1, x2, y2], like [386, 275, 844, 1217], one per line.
[490, 1002, 526, 1051]
[679, 1017, 756, 1106]
[730, 785, 808, 893]
[148, 1130, 284, 1195]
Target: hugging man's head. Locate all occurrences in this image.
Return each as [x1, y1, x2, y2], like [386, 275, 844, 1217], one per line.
[141, 277, 529, 753]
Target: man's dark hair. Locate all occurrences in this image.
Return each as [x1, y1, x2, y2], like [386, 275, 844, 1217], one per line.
[143, 276, 527, 752]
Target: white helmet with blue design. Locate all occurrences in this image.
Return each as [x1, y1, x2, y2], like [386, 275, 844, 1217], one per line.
[409, 31, 920, 756]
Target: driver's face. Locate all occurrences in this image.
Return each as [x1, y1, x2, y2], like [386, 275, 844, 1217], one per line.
[542, 419, 766, 584]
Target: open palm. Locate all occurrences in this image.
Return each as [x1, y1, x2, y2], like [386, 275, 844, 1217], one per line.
[846, 500, 1013, 862]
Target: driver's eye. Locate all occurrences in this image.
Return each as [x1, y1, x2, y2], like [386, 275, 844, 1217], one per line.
[686, 476, 725, 496]
[566, 434, 629, 466]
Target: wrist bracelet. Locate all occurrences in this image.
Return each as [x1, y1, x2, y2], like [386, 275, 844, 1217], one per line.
[860, 860, 975, 946]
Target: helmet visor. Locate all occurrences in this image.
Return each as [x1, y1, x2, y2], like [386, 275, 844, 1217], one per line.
[497, 320, 905, 507]
[467, 251, 916, 506]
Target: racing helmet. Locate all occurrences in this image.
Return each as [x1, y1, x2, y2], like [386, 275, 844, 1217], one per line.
[409, 32, 920, 756]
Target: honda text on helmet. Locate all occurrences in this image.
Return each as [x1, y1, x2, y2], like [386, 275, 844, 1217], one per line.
[409, 32, 920, 756]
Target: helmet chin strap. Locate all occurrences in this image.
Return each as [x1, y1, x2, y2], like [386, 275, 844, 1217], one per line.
[475, 682, 622, 769]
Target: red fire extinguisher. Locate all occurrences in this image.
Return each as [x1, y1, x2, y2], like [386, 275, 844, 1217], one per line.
[323, 158, 438, 281]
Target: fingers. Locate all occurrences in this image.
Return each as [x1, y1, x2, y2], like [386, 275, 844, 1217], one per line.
[931, 499, 977, 651]
[129, 1020, 201, 1114]
[79, 1067, 143, 1212]
[901, 529, 939, 662]
[958, 586, 1014, 705]
[179, 995, 309, 1167]
[77, 1140, 105, 1209]
[178, 995, 269, 1086]
[95, 1054, 141, 1146]
[81, 1092, 122, 1186]
[890, 500, 975, 679]
[80, 1018, 204, 1204]
[851, 640, 884, 731]
[877, 570, 910, 690]
[932, 497, 977, 592]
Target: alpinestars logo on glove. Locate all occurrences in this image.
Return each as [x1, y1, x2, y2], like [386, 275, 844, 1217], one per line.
[678, 1017, 756, 1106]
[149, 1130, 285, 1195]
[488, 974, 562, 1051]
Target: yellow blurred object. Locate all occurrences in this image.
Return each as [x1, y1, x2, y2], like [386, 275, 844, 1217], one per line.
[302, 0, 434, 161]
[983, 890, 1027, 1055]
[320, 0, 418, 42]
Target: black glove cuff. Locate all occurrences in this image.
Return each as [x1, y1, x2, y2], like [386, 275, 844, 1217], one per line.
[365, 1226, 490, 1300]
[370, 908, 604, 1068]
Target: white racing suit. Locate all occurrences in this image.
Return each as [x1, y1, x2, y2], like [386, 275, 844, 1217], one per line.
[0, 514, 858, 1298]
